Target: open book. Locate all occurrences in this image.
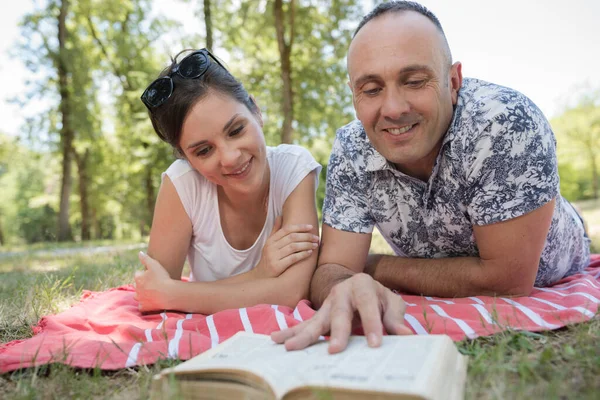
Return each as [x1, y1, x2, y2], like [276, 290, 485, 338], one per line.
[151, 331, 468, 400]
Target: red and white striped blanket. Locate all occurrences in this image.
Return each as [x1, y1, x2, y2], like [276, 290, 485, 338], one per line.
[1, 257, 599, 373]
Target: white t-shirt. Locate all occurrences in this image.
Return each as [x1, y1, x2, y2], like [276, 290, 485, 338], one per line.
[163, 144, 321, 282]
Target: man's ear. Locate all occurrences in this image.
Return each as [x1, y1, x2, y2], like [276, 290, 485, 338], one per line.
[249, 95, 264, 127]
[449, 62, 463, 105]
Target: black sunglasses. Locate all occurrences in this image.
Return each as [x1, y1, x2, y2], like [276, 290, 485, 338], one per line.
[141, 49, 226, 109]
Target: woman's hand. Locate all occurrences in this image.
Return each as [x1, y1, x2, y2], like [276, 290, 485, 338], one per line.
[134, 252, 176, 312]
[255, 216, 319, 279]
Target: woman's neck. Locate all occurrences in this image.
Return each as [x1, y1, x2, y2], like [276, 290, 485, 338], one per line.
[218, 164, 270, 212]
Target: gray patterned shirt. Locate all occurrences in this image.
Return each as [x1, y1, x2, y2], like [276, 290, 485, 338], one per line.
[323, 78, 590, 287]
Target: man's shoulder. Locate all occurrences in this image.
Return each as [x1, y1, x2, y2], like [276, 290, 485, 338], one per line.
[451, 78, 550, 145]
[459, 78, 544, 118]
[332, 120, 383, 170]
[335, 119, 368, 143]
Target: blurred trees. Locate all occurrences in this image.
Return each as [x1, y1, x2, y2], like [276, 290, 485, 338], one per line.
[2, 0, 362, 245]
[3, 0, 598, 246]
[552, 93, 600, 201]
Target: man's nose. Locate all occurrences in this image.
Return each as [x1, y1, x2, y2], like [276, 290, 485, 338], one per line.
[381, 88, 410, 120]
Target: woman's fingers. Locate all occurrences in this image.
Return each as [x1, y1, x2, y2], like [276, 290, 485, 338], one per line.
[270, 223, 315, 243]
[278, 249, 314, 269]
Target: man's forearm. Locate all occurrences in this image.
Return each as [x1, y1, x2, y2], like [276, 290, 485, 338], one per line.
[309, 263, 357, 308]
[367, 255, 533, 297]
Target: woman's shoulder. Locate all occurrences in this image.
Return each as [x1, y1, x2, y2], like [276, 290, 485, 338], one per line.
[267, 144, 318, 164]
[163, 159, 201, 181]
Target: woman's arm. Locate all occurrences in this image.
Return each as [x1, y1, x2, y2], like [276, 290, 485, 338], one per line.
[146, 175, 192, 280]
[135, 172, 320, 314]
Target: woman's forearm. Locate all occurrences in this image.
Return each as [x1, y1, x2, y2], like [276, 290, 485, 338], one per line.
[163, 273, 308, 314]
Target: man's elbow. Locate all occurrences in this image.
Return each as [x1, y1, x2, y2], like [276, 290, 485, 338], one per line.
[481, 263, 537, 297]
[502, 283, 535, 297]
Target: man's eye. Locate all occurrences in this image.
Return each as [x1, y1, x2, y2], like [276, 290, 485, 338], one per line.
[363, 88, 382, 96]
[230, 125, 244, 137]
[406, 80, 426, 88]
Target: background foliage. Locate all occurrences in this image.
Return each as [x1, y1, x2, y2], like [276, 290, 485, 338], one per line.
[0, 0, 599, 246]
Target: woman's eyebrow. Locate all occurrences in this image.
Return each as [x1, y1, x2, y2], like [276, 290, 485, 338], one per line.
[222, 114, 241, 132]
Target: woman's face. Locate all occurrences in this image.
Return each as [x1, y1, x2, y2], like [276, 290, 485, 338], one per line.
[179, 91, 268, 196]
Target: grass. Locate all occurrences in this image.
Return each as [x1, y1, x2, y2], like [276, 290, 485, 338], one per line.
[0, 236, 599, 399]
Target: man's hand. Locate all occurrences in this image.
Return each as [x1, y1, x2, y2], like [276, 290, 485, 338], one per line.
[255, 216, 319, 279]
[134, 251, 175, 312]
[271, 273, 412, 353]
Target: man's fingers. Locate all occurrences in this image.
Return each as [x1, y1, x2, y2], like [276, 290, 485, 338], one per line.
[327, 297, 354, 354]
[352, 275, 385, 348]
[271, 321, 307, 343]
[280, 308, 331, 351]
[382, 291, 413, 335]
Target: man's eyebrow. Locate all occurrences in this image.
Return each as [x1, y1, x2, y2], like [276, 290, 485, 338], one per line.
[399, 64, 436, 76]
[353, 74, 381, 89]
[352, 64, 436, 89]
[185, 114, 241, 150]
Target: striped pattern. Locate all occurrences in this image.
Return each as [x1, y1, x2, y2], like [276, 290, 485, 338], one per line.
[1, 258, 599, 373]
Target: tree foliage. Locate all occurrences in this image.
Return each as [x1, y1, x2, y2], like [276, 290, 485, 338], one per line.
[8, 0, 596, 245]
[552, 95, 600, 201]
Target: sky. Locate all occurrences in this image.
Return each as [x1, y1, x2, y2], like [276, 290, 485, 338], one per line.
[0, 0, 599, 138]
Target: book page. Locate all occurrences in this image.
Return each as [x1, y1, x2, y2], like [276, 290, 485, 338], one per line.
[164, 332, 463, 399]
[280, 335, 452, 398]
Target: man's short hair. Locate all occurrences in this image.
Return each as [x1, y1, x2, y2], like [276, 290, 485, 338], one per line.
[354, 1, 445, 37]
[353, 1, 451, 65]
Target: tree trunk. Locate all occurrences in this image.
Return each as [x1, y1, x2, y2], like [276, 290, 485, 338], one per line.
[0, 216, 4, 246]
[144, 168, 155, 234]
[74, 149, 91, 240]
[204, 0, 213, 51]
[274, 0, 295, 144]
[91, 206, 98, 239]
[57, 0, 74, 241]
[589, 149, 598, 199]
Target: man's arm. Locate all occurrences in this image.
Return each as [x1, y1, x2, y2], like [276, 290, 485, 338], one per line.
[273, 224, 411, 353]
[366, 199, 556, 297]
[309, 224, 372, 308]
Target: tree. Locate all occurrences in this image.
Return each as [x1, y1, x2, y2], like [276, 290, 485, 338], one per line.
[215, 0, 362, 147]
[56, 0, 74, 241]
[274, 0, 295, 144]
[204, 0, 213, 51]
[84, 0, 181, 236]
[553, 95, 600, 200]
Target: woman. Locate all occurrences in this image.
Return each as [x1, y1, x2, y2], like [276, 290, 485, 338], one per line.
[134, 49, 321, 314]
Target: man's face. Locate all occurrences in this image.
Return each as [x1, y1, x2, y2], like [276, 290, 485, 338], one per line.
[348, 11, 462, 180]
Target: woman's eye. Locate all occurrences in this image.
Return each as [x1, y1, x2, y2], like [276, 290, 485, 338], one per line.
[196, 147, 211, 157]
[230, 125, 244, 137]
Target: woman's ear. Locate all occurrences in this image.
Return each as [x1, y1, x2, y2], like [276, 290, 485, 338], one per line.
[249, 95, 264, 127]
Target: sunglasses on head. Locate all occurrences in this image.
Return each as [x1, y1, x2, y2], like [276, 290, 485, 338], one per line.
[141, 48, 226, 109]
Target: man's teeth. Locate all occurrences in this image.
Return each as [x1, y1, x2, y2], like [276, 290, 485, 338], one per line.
[231, 160, 250, 175]
[387, 125, 414, 135]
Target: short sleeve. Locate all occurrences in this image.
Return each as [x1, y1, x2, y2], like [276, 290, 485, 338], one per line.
[464, 98, 559, 225]
[270, 145, 322, 209]
[322, 132, 375, 233]
[162, 159, 204, 221]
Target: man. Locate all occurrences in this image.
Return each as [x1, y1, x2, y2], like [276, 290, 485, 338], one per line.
[272, 1, 590, 353]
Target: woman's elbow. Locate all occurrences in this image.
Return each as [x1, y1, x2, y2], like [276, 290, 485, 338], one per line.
[276, 274, 312, 308]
